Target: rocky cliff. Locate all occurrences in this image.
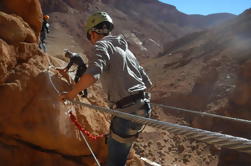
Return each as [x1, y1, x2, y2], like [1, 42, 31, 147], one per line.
[0, 1, 109, 165]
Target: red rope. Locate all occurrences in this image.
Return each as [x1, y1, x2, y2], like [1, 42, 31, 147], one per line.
[69, 111, 104, 140]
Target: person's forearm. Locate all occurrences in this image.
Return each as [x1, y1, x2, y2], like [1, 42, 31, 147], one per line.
[63, 67, 69, 72]
[68, 74, 96, 98]
[64, 65, 70, 71]
[65, 61, 73, 71]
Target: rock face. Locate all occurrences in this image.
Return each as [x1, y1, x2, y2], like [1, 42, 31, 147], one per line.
[1, 0, 43, 41]
[0, 12, 36, 44]
[0, 1, 109, 165]
[147, 9, 251, 165]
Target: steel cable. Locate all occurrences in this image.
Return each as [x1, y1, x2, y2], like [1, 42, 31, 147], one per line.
[151, 103, 251, 125]
[69, 100, 251, 154]
[47, 70, 251, 154]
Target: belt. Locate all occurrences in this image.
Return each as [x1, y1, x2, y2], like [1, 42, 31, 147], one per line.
[116, 91, 145, 108]
[110, 130, 138, 144]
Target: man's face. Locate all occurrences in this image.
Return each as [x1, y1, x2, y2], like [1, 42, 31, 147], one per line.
[65, 52, 71, 59]
[87, 31, 91, 41]
[86, 31, 99, 45]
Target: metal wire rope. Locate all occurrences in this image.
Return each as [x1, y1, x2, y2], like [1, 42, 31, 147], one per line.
[151, 103, 251, 125]
[47, 70, 251, 155]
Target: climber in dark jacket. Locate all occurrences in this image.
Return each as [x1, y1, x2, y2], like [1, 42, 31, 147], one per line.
[39, 15, 50, 52]
[57, 49, 88, 98]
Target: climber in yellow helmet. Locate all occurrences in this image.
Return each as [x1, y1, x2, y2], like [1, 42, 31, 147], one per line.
[59, 12, 152, 166]
[39, 15, 50, 52]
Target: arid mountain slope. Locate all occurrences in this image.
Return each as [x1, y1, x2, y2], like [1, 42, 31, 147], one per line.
[146, 9, 251, 165]
[39, 0, 235, 59]
[102, 0, 235, 28]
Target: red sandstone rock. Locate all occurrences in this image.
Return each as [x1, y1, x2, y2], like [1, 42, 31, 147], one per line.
[0, 34, 109, 164]
[2, 0, 43, 41]
[0, 12, 36, 44]
[0, 40, 16, 83]
[0, 1, 109, 164]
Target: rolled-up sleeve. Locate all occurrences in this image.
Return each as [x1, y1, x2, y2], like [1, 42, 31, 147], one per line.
[139, 66, 152, 89]
[85, 42, 110, 80]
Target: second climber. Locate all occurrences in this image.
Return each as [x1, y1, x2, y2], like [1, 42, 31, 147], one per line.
[57, 49, 88, 98]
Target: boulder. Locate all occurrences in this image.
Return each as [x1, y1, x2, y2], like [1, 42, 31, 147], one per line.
[0, 12, 36, 44]
[1, 0, 43, 40]
[0, 39, 16, 83]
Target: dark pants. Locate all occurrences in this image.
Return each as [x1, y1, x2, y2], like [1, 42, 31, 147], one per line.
[106, 137, 132, 166]
[39, 32, 47, 52]
[74, 66, 88, 97]
[106, 100, 151, 166]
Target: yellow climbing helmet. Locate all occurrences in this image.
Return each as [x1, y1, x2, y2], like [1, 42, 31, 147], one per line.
[84, 12, 113, 33]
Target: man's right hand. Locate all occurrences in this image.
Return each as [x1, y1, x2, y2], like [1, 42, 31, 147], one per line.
[56, 68, 67, 73]
[55, 68, 72, 84]
[58, 91, 76, 101]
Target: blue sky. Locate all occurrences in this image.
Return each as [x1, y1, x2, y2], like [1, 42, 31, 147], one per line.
[159, 0, 251, 15]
